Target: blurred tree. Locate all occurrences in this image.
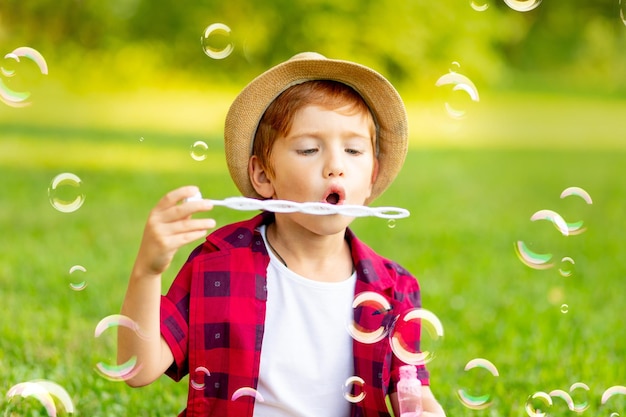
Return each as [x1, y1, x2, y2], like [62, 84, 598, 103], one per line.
[1, 0, 624, 93]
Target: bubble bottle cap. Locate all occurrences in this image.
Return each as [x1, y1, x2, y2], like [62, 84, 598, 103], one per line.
[399, 364, 418, 381]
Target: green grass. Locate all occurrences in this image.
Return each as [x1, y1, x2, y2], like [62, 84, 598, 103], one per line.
[1, 95, 625, 416]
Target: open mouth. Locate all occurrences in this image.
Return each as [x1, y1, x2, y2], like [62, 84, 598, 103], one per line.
[326, 192, 340, 205]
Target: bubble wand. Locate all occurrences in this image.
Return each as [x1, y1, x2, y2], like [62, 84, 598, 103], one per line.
[185, 193, 409, 220]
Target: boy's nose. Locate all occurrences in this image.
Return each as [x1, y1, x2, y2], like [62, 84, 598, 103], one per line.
[323, 152, 345, 178]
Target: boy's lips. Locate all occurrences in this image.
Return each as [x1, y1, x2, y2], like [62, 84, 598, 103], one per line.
[322, 185, 345, 205]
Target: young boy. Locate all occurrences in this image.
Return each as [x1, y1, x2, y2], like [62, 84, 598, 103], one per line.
[119, 52, 446, 417]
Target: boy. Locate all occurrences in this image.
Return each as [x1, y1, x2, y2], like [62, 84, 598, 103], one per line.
[119, 52, 446, 416]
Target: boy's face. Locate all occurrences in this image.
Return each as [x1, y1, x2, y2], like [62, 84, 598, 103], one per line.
[250, 103, 378, 232]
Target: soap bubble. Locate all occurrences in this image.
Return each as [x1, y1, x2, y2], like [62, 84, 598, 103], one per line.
[569, 382, 590, 413]
[601, 385, 626, 416]
[503, 0, 542, 12]
[389, 308, 443, 365]
[387, 219, 396, 229]
[525, 391, 553, 417]
[456, 358, 499, 410]
[94, 314, 144, 381]
[201, 23, 234, 59]
[0, 46, 48, 108]
[558, 257, 575, 277]
[560, 304, 569, 314]
[231, 387, 265, 402]
[68, 264, 88, 291]
[560, 186, 592, 235]
[5, 380, 74, 416]
[190, 140, 209, 161]
[470, 1, 489, 12]
[348, 291, 393, 344]
[343, 376, 366, 403]
[530, 209, 569, 236]
[48, 173, 85, 213]
[435, 69, 480, 119]
[514, 240, 553, 270]
[191, 366, 211, 390]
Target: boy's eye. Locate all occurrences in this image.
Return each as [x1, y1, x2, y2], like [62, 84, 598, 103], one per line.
[297, 148, 318, 155]
[346, 148, 362, 155]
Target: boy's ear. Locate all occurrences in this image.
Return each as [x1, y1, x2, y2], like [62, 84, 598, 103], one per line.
[248, 155, 275, 199]
[371, 157, 379, 184]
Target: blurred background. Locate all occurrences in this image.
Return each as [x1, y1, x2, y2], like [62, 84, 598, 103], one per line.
[1, 1, 625, 416]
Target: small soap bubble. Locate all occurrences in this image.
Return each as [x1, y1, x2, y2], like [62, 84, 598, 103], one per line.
[560, 303, 569, 314]
[48, 173, 85, 213]
[525, 391, 553, 417]
[560, 186, 592, 235]
[1, 46, 48, 108]
[190, 140, 209, 161]
[558, 257, 575, 277]
[1, 54, 18, 77]
[602, 385, 626, 404]
[93, 314, 144, 381]
[201, 23, 234, 59]
[343, 376, 366, 403]
[387, 219, 396, 229]
[503, 0, 542, 12]
[457, 358, 499, 410]
[139, 136, 145, 142]
[231, 387, 265, 402]
[569, 382, 590, 413]
[435, 69, 480, 119]
[389, 308, 443, 365]
[560, 186, 592, 205]
[348, 291, 393, 344]
[514, 241, 553, 270]
[601, 386, 626, 417]
[191, 366, 211, 390]
[470, 1, 489, 11]
[69, 264, 87, 291]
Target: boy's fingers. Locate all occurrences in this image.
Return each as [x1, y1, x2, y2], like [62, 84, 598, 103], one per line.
[157, 186, 201, 209]
[166, 218, 216, 235]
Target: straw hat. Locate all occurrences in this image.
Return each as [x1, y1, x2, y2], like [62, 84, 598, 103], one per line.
[224, 52, 408, 204]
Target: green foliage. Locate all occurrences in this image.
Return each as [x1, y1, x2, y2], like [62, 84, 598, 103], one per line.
[2, 1, 625, 93]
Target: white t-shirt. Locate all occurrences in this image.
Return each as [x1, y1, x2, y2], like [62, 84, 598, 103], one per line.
[253, 225, 356, 417]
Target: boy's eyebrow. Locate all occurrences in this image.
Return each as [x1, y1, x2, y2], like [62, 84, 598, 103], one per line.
[286, 130, 373, 141]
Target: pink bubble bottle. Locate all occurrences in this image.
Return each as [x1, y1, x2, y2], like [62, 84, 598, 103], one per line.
[397, 364, 423, 417]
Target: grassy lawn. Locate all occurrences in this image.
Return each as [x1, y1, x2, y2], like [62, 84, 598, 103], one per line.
[1, 91, 625, 416]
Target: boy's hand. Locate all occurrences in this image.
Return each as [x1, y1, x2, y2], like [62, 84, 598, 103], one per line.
[135, 186, 216, 277]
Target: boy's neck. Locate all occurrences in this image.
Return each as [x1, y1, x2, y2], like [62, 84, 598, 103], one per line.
[267, 220, 354, 283]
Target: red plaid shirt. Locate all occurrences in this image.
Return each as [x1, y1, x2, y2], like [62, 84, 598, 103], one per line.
[161, 212, 429, 417]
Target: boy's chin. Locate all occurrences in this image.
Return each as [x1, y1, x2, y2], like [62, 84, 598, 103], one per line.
[306, 213, 356, 234]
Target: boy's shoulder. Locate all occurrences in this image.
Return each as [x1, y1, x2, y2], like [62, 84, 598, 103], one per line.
[346, 228, 418, 289]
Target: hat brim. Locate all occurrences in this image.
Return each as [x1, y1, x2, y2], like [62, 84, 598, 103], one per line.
[224, 52, 408, 205]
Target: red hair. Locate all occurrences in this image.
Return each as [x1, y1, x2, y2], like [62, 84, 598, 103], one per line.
[252, 80, 376, 178]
